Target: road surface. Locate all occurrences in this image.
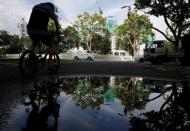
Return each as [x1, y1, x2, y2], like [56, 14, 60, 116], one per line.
[0, 60, 190, 81]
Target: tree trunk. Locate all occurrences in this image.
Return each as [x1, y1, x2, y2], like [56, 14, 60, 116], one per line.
[132, 40, 138, 57]
[181, 34, 190, 66]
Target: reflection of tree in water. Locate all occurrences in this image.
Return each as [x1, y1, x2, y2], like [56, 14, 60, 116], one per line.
[23, 78, 60, 131]
[143, 79, 171, 93]
[115, 78, 150, 113]
[129, 82, 190, 131]
[61, 77, 110, 111]
[60, 77, 150, 114]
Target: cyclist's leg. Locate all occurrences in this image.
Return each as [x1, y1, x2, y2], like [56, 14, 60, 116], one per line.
[47, 42, 54, 65]
[27, 28, 40, 52]
[37, 42, 42, 57]
[41, 32, 54, 65]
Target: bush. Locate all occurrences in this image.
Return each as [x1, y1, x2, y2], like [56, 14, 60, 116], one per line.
[0, 49, 6, 58]
[5, 44, 22, 54]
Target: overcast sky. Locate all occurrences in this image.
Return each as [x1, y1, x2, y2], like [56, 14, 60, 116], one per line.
[0, 0, 166, 40]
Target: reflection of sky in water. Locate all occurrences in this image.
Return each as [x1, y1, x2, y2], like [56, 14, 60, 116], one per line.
[0, 77, 187, 131]
[58, 92, 130, 131]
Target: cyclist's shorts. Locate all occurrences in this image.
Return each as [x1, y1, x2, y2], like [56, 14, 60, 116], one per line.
[27, 28, 53, 46]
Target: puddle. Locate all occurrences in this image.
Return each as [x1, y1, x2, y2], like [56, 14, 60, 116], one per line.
[0, 77, 190, 131]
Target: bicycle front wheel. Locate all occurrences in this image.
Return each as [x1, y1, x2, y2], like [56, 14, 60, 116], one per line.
[19, 50, 37, 77]
[46, 52, 60, 74]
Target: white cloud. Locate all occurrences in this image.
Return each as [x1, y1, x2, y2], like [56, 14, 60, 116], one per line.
[0, 0, 168, 40]
[0, 0, 99, 34]
[102, 1, 132, 25]
[53, 0, 96, 26]
[0, 0, 31, 34]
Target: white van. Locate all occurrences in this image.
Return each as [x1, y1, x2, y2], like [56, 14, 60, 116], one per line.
[72, 50, 95, 60]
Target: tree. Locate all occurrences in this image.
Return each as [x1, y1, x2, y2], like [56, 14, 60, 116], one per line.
[117, 12, 153, 56]
[135, 0, 190, 49]
[8, 35, 23, 53]
[0, 30, 10, 56]
[60, 26, 80, 51]
[91, 31, 111, 54]
[0, 30, 11, 46]
[115, 77, 150, 112]
[74, 12, 107, 50]
[19, 36, 32, 50]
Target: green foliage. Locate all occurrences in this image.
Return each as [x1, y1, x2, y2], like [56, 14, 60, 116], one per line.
[48, 19, 56, 33]
[0, 31, 23, 53]
[135, 0, 190, 48]
[60, 26, 80, 51]
[115, 78, 149, 111]
[6, 35, 22, 54]
[117, 12, 152, 42]
[74, 12, 107, 51]
[20, 36, 32, 49]
[0, 30, 33, 53]
[117, 12, 153, 56]
[0, 49, 6, 57]
[0, 30, 12, 46]
[91, 32, 111, 54]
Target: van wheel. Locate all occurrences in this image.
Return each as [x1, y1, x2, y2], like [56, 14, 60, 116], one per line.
[156, 57, 162, 65]
[87, 57, 92, 60]
[139, 58, 144, 63]
[151, 57, 163, 65]
[74, 56, 78, 60]
[151, 59, 156, 65]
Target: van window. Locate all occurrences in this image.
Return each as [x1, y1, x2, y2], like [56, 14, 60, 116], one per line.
[153, 41, 165, 48]
[114, 52, 119, 56]
[120, 52, 125, 56]
[149, 44, 157, 48]
[157, 42, 164, 48]
[87, 51, 93, 53]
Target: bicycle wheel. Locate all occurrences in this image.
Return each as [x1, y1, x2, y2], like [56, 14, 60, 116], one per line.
[46, 52, 60, 74]
[19, 50, 37, 77]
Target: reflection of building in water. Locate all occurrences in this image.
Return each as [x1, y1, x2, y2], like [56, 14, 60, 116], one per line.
[109, 76, 115, 88]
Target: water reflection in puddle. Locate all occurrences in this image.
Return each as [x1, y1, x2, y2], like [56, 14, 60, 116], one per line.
[0, 77, 190, 131]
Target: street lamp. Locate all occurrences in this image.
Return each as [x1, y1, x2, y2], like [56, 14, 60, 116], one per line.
[121, 5, 131, 18]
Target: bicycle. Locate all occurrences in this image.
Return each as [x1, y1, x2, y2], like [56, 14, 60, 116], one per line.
[23, 79, 60, 131]
[19, 36, 60, 77]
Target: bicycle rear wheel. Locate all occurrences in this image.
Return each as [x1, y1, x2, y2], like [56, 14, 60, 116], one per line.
[19, 50, 37, 77]
[46, 52, 60, 74]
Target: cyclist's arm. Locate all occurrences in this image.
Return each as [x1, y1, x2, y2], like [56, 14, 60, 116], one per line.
[53, 17, 61, 42]
[54, 17, 60, 36]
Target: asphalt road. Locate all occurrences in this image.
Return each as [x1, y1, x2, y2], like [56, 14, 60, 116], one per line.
[0, 60, 190, 81]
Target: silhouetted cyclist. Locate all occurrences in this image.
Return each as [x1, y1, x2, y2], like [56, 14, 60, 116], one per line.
[27, 2, 60, 62]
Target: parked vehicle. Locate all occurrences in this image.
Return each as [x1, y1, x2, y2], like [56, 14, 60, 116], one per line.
[134, 44, 146, 63]
[134, 53, 144, 63]
[144, 40, 184, 64]
[72, 50, 95, 60]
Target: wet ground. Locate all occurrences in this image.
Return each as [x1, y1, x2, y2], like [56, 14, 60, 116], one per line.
[0, 76, 190, 131]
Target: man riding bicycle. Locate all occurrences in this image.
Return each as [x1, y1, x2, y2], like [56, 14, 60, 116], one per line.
[27, 2, 60, 63]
